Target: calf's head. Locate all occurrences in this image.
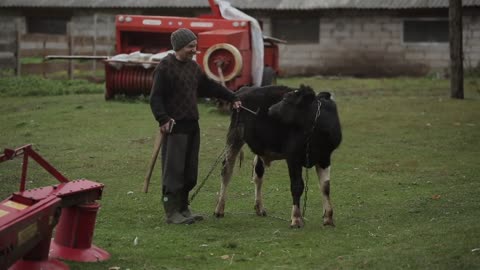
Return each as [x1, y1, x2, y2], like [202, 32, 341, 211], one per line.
[268, 84, 316, 126]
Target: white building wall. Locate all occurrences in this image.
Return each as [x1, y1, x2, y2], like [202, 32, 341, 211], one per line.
[278, 14, 480, 76]
[464, 15, 480, 70]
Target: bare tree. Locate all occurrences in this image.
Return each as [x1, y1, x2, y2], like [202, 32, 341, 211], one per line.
[449, 0, 464, 99]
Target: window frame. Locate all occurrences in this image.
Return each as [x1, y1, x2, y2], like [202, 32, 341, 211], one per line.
[26, 16, 70, 35]
[402, 18, 449, 45]
[271, 17, 320, 44]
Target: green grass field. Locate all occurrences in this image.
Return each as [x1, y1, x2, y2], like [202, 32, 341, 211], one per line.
[0, 75, 479, 269]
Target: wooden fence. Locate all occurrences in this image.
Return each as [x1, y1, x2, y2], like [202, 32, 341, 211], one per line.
[6, 20, 115, 81]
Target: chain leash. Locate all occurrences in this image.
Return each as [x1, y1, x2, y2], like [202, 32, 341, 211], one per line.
[189, 109, 240, 204]
[302, 99, 322, 217]
[189, 145, 229, 203]
[302, 157, 309, 217]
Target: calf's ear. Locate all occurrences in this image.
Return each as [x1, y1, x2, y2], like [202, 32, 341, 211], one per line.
[318, 92, 331, 100]
[298, 90, 316, 105]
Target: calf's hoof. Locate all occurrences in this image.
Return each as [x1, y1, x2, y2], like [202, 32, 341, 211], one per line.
[323, 210, 334, 226]
[254, 205, 267, 216]
[290, 218, 304, 229]
[213, 212, 224, 218]
[323, 219, 335, 227]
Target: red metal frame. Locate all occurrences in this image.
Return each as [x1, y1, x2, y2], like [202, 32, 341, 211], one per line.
[0, 196, 64, 270]
[0, 145, 109, 270]
[50, 202, 110, 262]
[264, 42, 280, 74]
[1, 145, 69, 192]
[114, 15, 250, 55]
[207, 0, 222, 18]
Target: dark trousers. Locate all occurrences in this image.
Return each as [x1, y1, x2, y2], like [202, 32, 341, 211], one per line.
[160, 121, 200, 195]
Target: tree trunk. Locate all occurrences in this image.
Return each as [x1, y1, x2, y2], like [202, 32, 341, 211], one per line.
[449, 0, 464, 99]
[68, 22, 74, 80]
[15, 19, 21, 77]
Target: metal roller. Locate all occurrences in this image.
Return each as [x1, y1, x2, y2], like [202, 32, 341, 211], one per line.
[104, 65, 155, 100]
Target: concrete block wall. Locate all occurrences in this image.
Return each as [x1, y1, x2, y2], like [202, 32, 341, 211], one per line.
[0, 10, 118, 71]
[70, 13, 116, 55]
[0, 15, 21, 69]
[278, 14, 480, 77]
[72, 13, 116, 37]
[21, 14, 115, 56]
[464, 15, 480, 70]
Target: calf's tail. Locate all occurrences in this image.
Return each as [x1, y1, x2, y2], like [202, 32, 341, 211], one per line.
[238, 150, 244, 169]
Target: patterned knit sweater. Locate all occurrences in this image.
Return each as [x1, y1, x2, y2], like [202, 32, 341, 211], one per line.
[150, 54, 237, 127]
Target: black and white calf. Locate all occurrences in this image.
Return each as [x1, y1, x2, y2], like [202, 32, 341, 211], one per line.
[214, 84, 342, 228]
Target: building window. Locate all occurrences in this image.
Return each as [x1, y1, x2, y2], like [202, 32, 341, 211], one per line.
[272, 18, 319, 44]
[27, 17, 69, 35]
[403, 19, 448, 43]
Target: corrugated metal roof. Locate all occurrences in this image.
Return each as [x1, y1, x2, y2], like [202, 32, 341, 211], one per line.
[228, 0, 480, 10]
[0, 0, 208, 8]
[0, 0, 479, 9]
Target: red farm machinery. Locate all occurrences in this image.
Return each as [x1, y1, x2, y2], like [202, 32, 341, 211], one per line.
[0, 145, 109, 270]
[104, 0, 282, 99]
[46, 0, 285, 100]
[48, 0, 283, 99]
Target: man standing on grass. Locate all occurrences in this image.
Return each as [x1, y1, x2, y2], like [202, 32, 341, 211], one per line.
[150, 28, 242, 224]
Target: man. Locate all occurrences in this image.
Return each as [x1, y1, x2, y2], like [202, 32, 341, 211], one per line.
[150, 28, 242, 224]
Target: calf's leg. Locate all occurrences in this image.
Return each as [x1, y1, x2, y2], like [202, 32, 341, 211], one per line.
[214, 144, 242, 217]
[287, 160, 304, 228]
[252, 155, 267, 216]
[315, 165, 334, 226]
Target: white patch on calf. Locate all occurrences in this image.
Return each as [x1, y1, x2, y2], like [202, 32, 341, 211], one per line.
[252, 155, 266, 216]
[290, 204, 304, 228]
[315, 165, 334, 226]
[318, 166, 330, 184]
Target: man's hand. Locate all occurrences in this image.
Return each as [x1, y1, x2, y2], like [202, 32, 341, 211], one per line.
[232, 100, 242, 110]
[160, 119, 175, 134]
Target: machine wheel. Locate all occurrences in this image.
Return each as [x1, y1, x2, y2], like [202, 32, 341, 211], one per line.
[261, 66, 277, 86]
[104, 88, 114, 100]
[203, 43, 243, 83]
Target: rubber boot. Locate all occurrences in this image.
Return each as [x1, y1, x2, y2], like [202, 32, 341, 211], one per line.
[163, 194, 195, 224]
[180, 192, 204, 221]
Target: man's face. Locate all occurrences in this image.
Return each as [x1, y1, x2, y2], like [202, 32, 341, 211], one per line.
[176, 40, 198, 61]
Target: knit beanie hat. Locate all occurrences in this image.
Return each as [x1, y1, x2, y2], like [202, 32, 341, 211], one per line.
[171, 28, 197, 51]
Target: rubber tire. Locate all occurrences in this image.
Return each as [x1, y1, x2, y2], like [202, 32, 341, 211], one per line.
[261, 66, 277, 86]
[104, 91, 113, 100]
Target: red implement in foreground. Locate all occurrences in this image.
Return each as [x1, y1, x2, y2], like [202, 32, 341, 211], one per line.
[0, 144, 110, 270]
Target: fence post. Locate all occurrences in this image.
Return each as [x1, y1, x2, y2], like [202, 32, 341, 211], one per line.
[42, 39, 47, 78]
[92, 13, 97, 78]
[67, 21, 74, 80]
[15, 18, 21, 77]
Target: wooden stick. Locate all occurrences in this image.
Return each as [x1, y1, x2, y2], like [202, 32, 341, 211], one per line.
[44, 55, 109, 60]
[143, 129, 164, 193]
